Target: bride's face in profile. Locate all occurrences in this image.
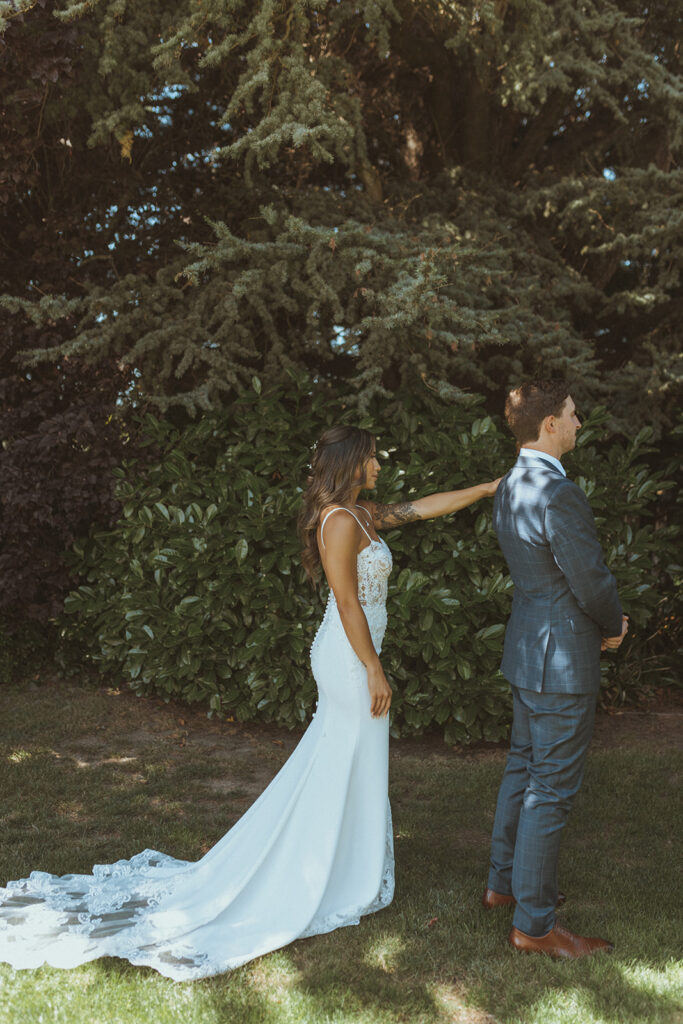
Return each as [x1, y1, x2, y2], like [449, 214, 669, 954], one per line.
[359, 445, 381, 491]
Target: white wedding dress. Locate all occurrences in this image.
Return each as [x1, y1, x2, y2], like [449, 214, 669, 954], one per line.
[0, 507, 394, 981]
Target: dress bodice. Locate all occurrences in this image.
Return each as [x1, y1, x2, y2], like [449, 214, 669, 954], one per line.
[355, 538, 393, 607]
[321, 538, 393, 653]
[326, 537, 392, 608]
[318, 506, 393, 608]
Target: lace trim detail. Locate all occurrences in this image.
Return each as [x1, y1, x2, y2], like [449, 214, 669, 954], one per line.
[298, 799, 394, 940]
[363, 799, 395, 914]
[0, 849, 183, 913]
[0, 850, 224, 979]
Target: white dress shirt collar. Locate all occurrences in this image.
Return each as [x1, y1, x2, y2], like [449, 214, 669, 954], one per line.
[518, 447, 566, 477]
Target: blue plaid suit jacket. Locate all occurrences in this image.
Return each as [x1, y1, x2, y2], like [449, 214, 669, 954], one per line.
[493, 453, 623, 694]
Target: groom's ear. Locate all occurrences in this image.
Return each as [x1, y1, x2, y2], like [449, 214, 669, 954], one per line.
[542, 414, 556, 436]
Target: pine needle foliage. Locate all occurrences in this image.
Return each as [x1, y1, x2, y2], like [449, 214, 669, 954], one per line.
[0, 0, 681, 429]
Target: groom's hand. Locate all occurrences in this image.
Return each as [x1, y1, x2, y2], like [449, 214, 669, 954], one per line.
[601, 615, 629, 651]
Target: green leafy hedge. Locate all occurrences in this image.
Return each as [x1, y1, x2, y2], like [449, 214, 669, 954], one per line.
[62, 378, 678, 742]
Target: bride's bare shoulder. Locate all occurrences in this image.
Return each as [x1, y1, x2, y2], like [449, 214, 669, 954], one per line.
[317, 506, 361, 542]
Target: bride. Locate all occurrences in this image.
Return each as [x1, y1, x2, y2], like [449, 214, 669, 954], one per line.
[0, 425, 499, 981]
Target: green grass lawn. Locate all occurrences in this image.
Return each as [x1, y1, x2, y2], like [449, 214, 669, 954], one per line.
[0, 682, 681, 1024]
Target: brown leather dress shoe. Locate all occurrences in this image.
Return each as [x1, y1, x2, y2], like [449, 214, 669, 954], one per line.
[482, 888, 515, 909]
[508, 921, 614, 959]
[482, 888, 567, 910]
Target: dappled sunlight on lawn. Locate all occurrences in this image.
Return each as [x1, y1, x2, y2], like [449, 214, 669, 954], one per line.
[59, 752, 139, 770]
[483, 958, 683, 1024]
[431, 983, 498, 1023]
[7, 750, 32, 764]
[242, 950, 303, 996]
[363, 934, 405, 973]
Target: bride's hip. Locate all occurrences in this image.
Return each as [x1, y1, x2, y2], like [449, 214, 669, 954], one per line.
[309, 605, 386, 666]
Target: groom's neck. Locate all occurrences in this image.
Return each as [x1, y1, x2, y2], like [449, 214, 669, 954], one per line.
[520, 441, 563, 461]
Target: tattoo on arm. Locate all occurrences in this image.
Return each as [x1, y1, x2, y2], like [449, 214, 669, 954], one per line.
[372, 501, 420, 528]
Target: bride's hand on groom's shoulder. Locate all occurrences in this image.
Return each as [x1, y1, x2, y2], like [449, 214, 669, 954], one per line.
[484, 477, 502, 498]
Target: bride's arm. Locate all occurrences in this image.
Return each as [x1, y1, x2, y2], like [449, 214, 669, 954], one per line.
[361, 479, 501, 530]
[320, 514, 392, 718]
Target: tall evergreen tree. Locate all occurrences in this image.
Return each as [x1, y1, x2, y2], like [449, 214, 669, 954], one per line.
[1, 0, 681, 428]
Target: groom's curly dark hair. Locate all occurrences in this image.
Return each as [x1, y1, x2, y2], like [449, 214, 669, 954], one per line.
[505, 380, 571, 445]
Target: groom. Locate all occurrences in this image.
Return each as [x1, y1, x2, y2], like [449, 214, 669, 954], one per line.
[483, 380, 628, 959]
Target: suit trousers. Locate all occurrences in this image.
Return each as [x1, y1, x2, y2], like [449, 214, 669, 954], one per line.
[487, 685, 597, 936]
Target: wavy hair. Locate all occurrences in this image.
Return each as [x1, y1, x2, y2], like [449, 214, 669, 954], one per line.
[298, 425, 375, 584]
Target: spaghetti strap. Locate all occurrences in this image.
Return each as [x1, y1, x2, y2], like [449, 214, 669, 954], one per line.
[320, 506, 373, 550]
[355, 504, 374, 531]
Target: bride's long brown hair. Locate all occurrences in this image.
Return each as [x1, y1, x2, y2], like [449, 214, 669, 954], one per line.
[298, 425, 375, 584]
